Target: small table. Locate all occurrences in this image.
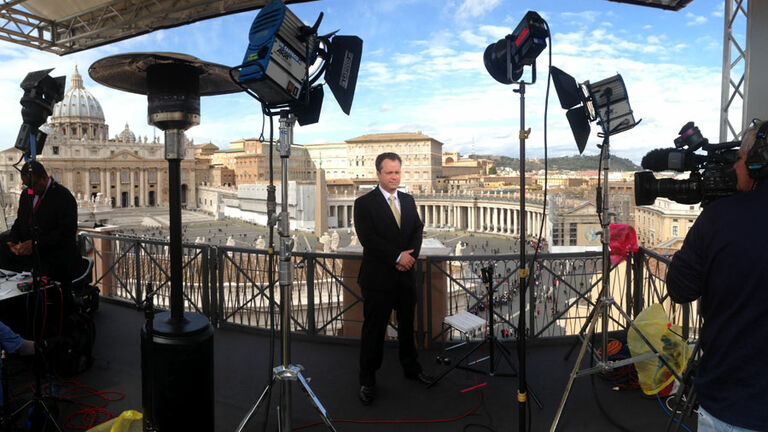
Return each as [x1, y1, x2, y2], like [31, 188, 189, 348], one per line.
[0, 270, 33, 302]
[0, 270, 61, 339]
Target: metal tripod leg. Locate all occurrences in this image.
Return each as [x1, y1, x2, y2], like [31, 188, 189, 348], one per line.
[491, 339, 543, 409]
[295, 369, 336, 431]
[428, 337, 488, 389]
[563, 300, 599, 361]
[10, 398, 62, 432]
[550, 299, 601, 432]
[236, 365, 337, 432]
[236, 374, 278, 432]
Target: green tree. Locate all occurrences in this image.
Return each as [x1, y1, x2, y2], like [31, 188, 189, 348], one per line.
[488, 166, 497, 175]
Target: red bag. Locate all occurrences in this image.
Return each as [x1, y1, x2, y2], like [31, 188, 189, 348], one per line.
[609, 223, 639, 265]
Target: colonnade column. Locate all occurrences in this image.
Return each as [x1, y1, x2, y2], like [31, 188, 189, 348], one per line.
[116, 170, 122, 208]
[105, 170, 111, 205]
[157, 169, 164, 206]
[513, 209, 519, 236]
[140, 169, 146, 207]
[130, 170, 135, 207]
[82, 170, 89, 200]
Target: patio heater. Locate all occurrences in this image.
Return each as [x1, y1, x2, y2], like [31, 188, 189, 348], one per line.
[89, 52, 242, 431]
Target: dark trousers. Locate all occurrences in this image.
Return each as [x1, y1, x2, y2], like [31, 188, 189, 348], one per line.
[359, 279, 421, 387]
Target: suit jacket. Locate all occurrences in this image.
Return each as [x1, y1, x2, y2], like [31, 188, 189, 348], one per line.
[353, 187, 423, 292]
[10, 180, 80, 284]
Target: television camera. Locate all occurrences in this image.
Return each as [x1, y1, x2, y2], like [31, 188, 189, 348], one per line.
[634, 122, 740, 206]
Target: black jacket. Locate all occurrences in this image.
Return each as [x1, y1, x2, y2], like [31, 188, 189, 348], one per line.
[353, 187, 423, 292]
[10, 181, 79, 284]
[666, 180, 768, 431]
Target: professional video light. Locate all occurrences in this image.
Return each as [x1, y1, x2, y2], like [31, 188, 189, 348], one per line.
[484, 11, 549, 84]
[14, 69, 65, 158]
[236, 0, 362, 125]
[551, 66, 639, 153]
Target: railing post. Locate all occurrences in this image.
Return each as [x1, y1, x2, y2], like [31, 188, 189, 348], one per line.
[625, 251, 632, 319]
[527, 257, 535, 337]
[306, 255, 316, 336]
[216, 247, 224, 326]
[421, 259, 430, 349]
[208, 246, 217, 327]
[201, 245, 211, 322]
[135, 240, 143, 306]
[632, 249, 645, 319]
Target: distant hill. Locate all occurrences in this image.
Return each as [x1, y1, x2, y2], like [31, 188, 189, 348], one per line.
[471, 154, 641, 172]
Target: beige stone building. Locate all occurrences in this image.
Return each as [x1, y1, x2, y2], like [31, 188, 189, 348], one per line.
[549, 198, 602, 248]
[634, 198, 701, 248]
[304, 142, 350, 180]
[206, 138, 314, 186]
[441, 152, 493, 177]
[345, 132, 443, 193]
[0, 67, 196, 211]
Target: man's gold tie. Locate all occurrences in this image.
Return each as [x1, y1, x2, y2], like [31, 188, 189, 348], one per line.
[389, 195, 401, 228]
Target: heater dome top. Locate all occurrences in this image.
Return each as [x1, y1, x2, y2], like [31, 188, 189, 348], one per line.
[89, 52, 242, 97]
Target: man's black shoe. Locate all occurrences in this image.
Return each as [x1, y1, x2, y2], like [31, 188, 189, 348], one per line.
[405, 372, 435, 386]
[359, 385, 376, 405]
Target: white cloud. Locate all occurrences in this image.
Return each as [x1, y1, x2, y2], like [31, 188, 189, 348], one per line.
[686, 13, 707, 26]
[712, 3, 724, 18]
[460, 30, 487, 48]
[560, 11, 601, 24]
[455, 0, 502, 20]
[478, 25, 512, 40]
[394, 53, 423, 65]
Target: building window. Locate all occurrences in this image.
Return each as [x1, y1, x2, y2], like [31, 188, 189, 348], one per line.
[52, 146, 59, 155]
[91, 170, 99, 183]
[149, 170, 156, 182]
[121, 169, 129, 183]
[569, 223, 578, 246]
[54, 171, 61, 182]
[552, 224, 562, 246]
[672, 225, 679, 237]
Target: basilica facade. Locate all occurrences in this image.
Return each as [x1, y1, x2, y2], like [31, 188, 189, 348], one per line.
[0, 67, 197, 213]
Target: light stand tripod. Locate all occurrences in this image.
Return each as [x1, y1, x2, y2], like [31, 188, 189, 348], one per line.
[664, 339, 700, 432]
[549, 94, 682, 431]
[236, 111, 336, 432]
[7, 213, 63, 432]
[429, 264, 543, 407]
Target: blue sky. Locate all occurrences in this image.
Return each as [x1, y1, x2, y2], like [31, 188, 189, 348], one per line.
[0, 0, 734, 163]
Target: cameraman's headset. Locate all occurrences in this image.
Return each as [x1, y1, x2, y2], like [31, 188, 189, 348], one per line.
[745, 120, 768, 179]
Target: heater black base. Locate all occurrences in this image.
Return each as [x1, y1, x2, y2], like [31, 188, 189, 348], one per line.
[141, 312, 214, 432]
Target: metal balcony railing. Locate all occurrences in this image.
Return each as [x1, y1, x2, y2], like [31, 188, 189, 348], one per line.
[79, 233, 697, 347]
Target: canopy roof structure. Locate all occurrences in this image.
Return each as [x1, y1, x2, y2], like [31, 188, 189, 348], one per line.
[607, 0, 693, 10]
[0, 0, 315, 55]
[0, 0, 695, 56]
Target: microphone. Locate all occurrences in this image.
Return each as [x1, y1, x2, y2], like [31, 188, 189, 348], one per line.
[641, 148, 706, 172]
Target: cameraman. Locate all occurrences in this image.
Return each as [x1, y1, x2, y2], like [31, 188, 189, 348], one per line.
[666, 121, 768, 431]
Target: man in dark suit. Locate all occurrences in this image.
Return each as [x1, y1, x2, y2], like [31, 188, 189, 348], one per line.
[2, 161, 80, 286]
[354, 152, 431, 405]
